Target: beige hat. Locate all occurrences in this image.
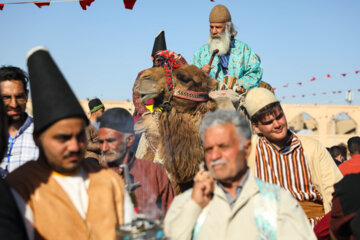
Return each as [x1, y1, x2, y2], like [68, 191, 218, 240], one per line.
[209, 4, 231, 23]
[244, 88, 279, 118]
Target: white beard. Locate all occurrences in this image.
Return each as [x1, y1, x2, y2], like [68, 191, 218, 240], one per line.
[207, 29, 232, 56]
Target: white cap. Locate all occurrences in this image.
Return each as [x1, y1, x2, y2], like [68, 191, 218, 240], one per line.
[244, 88, 278, 118]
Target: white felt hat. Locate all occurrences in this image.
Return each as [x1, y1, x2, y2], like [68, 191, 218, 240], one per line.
[244, 88, 278, 118]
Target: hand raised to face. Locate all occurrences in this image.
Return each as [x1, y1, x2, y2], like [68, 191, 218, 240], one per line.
[191, 170, 214, 208]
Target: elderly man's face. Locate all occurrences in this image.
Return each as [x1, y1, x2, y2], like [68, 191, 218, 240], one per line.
[98, 127, 133, 163]
[210, 23, 226, 36]
[0, 80, 28, 122]
[36, 118, 86, 173]
[204, 123, 250, 183]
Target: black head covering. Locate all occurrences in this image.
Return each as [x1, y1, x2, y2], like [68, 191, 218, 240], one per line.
[26, 46, 88, 134]
[88, 98, 104, 113]
[151, 31, 167, 57]
[100, 108, 134, 133]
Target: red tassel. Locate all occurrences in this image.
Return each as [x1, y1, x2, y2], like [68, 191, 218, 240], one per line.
[123, 0, 136, 9]
[355, 70, 359, 74]
[310, 77, 316, 82]
[326, 74, 331, 78]
[80, 0, 94, 10]
[341, 73, 346, 77]
[0, 3, 4, 10]
[297, 82, 303, 86]
[34, 1, 50, 8]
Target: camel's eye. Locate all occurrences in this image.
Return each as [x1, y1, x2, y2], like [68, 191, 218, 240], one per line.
[176, 72, 191, 83]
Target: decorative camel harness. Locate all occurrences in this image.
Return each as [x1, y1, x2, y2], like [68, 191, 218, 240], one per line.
[153, 50, 209, 112]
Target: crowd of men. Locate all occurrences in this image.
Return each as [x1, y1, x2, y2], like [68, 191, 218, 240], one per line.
[0, 4, 359, 240]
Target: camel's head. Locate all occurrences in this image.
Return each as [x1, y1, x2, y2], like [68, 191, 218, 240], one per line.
[135, 67, 166, 105]
[135, 65, 218, 109]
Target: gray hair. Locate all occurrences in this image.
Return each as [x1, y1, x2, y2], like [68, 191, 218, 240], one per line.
[199, 110, 251, 144]
[226, 21, 237, 37]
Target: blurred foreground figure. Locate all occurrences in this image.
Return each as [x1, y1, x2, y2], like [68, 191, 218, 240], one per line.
[330, 174, 360, 239]
[0, 66, 38, 174]
[0, 93, 28, 239]
[99, 108, 175, 219]
[244, 88, 342, 225]
[164, 110, 315, 240]
[6, 47, 126, 239]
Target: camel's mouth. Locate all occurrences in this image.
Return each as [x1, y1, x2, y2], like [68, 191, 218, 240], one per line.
[139, 92, 160, 103]
[135, 78, 164, 103]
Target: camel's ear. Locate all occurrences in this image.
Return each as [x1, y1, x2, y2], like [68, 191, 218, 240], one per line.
[208, 78, 218, 91]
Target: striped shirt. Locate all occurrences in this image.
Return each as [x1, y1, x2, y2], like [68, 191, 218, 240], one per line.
[254, 132, 322, 203]
[1, 114, 39, 173]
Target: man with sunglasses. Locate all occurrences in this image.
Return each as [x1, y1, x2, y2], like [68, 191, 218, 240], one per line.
[0, 66, 38, 175]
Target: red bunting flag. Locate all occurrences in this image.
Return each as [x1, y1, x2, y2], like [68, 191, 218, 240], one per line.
[123, 0, 136, 9]
[326, 74, 331, 78]
[283, 83, 289, 87]
[301, 94, 305, 98]
[34, 1, 50, 8]
[355, 70, 359, 74]
[297, 82, 303, 86]
[310, 77, 316, 82]
[79, 0, 94, 10]
[0, 3, 4, 10]
[341, 73, 347, 77]
[273, 88, 276, 91]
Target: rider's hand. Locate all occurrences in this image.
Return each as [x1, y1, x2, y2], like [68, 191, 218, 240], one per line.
[201, 65, 214, 75]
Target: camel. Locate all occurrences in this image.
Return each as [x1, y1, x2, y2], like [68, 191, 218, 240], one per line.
[134, 65, 218, 193]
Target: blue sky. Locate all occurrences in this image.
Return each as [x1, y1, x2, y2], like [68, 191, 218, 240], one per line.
[0, 0, 359, 105]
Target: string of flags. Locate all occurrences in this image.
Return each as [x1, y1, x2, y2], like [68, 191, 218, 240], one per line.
[0, 0, 215, 10]
[0, 0, 137, 10]
[272, 69, 360, 90]
[279, 89, 360, 100]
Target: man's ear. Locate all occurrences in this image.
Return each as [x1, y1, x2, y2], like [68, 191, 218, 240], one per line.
[244, 139, 252, 159]
[126, 134, 135, 148]
[33, 133, 41, 147]
[252, 122, 261, 134]
[25, 89, 29, 101]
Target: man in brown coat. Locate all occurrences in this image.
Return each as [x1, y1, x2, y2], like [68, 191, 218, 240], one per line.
[6, 46, 126, 240]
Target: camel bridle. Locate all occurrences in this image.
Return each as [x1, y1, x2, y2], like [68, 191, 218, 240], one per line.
[153, 50, 210, 112]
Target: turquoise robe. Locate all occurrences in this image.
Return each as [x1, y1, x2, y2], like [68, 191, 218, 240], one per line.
[191, 39, 263, 90]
